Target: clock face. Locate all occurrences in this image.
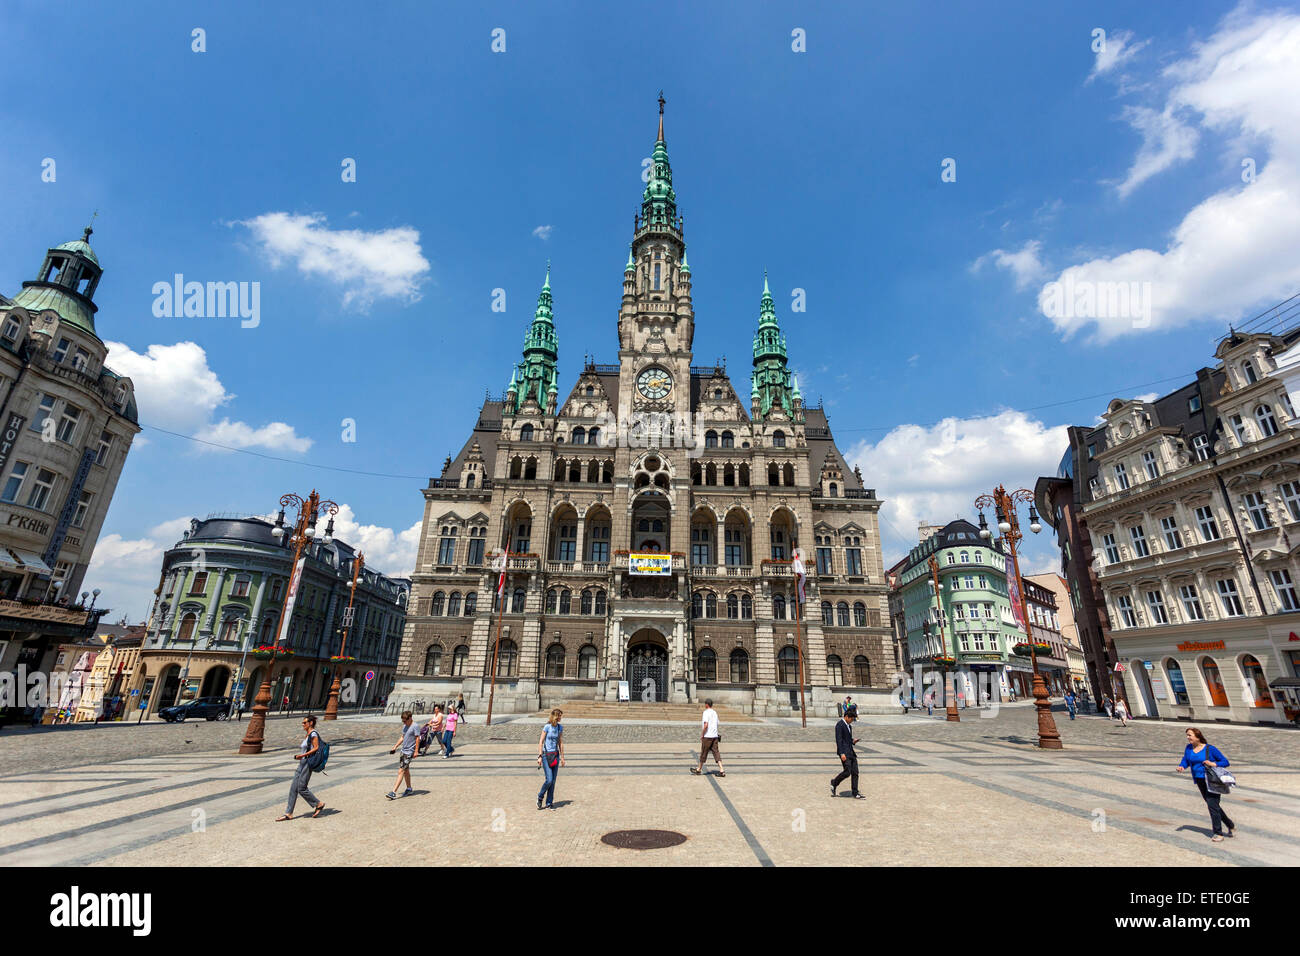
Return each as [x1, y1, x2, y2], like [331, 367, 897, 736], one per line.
[637, 367, 673, 400]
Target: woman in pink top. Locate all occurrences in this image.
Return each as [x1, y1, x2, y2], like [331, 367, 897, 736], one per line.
[442, 708, 457, 757]
[421, 705, 445, 755]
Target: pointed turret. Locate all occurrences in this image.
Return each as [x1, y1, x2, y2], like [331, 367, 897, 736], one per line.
[751, 273, 797, 419]
[508, 265, 559, 413]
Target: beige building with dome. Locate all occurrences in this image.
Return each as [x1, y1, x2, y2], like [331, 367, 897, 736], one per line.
[389, 104, 893, 716]
[0, 228, 140, 683]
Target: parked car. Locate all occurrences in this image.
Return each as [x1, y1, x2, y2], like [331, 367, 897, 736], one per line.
[158, 696, 232, 722]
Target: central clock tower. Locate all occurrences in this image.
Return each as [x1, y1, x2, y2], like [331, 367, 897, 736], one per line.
[617, 93, 694, 425]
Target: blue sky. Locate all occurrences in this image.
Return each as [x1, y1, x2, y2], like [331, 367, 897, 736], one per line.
[3, 1, 1299, 620]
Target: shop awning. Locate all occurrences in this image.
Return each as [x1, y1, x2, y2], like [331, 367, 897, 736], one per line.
[10, 551, 53, 575]
[0, 549, 23, 572]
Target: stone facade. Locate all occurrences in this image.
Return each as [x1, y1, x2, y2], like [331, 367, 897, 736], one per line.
[391, 105, 893, 717]
[1051, 328, 1300, 724]
[0, 228, 140, 678]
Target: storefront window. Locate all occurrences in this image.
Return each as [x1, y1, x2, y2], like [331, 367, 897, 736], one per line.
[1240, 655, 1272, 708]
[1200, 657, 1229, 707]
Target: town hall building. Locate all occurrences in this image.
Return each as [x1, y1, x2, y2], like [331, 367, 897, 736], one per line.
[390, 100, 893, 716]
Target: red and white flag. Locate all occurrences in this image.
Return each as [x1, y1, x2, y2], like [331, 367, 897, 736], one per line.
[494, 550, 508, 595]
[792, 548, 807, 605]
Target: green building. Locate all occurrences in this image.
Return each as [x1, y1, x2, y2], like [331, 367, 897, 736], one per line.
[136, 516, 409, 715]
[894, 519, 1033, 703]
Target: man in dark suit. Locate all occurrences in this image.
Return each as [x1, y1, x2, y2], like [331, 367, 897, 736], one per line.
[831, 705, 864, 799]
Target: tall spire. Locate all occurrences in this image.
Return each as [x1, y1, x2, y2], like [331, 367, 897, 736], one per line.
[508, 266, 559, 413]
[640, 93, 678, 232]
[751, 274, 796, 419]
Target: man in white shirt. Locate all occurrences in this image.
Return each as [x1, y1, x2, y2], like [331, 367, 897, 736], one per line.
[690, 699, 725, 777]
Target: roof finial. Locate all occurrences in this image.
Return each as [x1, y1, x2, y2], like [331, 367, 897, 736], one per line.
[657, 90, 665, 142]
[84, 209, 98, 241]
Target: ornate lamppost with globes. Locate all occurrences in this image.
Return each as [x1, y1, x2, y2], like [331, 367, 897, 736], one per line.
[238, 490, 338, 755]
[973, 485, 1062, 750]
[926, 554, 960, 721]
[323, 551, 364, 721]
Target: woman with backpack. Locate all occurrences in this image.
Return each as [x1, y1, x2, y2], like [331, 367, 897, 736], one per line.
[536, 708, 565, 810]
[1177, 727, 1235, 842]
[278, 715, 326, 820]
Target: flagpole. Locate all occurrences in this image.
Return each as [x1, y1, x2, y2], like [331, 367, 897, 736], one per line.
[794, 585, 807, 728]
[793, 549, 807, 728]
[485, 536, 511, 726]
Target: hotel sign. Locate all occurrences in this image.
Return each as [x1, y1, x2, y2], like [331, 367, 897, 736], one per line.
[1176, 640, 1225, 652]
[0, 413, 25, 472]
[629, 553, 671, 576]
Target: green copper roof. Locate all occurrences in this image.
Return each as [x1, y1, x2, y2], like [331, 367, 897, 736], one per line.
[508, 267, 560, 412]
[11, 284, 98, 336]
[680, 249, 690, 274]
[640, 97, 679, 230]
[54, 237, 99, 266]
[751, 274, 796, 418]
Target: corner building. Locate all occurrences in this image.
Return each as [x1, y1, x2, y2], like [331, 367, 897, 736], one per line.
[392, 105, 893, 716]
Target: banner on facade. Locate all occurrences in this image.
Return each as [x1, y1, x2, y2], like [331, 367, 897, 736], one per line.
[1006, 569, 1026, 629]
[628, 553, 671, 575]
[274, 556, 307, 645]
[44, 445, 97, 569]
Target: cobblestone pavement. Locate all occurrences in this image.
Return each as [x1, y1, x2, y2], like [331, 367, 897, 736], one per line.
[2, 702, 1296, 777]
[1, 703, 1297, 867]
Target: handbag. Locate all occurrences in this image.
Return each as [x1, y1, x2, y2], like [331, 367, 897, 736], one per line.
[1204, 763, 1236, 794]
[544, 751, 559, 769]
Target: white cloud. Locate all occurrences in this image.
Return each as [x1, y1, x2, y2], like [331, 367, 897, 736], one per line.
[847, 411, 1068, 567]
[1087, 29, 1150, 84]
[973, 240, 1048, 291]
[193, 419, 313, 454]
[321, 504, 422, 579]
[235, 212, 430, 309]
[104, 340, 311, 454]
[1043, 8, 1300, 342]
[104, 341, 229, 433]
[84, 515, 195, 623]
[532, 225, 554, 240]
[1113, 105, 1200, 197]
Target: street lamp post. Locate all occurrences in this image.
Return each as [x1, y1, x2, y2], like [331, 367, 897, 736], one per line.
[927, 555, 959, 722]
[324, 552, 364, 721]
[974, 485, 1062, 750]
[239, 490, 338, 755]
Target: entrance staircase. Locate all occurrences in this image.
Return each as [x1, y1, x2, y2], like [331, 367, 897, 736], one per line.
[538, 700, 757, 722]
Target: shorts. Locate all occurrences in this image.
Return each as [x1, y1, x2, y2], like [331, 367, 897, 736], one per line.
[398, 752, 413, 770]
[699, 736, 721, 764]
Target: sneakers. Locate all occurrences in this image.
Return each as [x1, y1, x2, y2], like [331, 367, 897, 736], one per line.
[403, 788, 414, 797]
[537, 797, 544, 810]
[385, 791, 397, 800]
[830, 780, 838, 797]
[852, 793, 866, 800]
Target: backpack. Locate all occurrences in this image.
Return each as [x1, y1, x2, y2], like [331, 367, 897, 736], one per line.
[308, 733, 330, 772]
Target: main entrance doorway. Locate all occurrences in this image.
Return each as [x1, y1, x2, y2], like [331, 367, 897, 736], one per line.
[628, 641, 668, 702]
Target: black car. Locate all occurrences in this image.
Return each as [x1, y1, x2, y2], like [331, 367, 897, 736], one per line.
[158, 696, 232, 722]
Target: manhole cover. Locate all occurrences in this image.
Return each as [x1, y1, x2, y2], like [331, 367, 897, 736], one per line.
[601, 829, 688, 850]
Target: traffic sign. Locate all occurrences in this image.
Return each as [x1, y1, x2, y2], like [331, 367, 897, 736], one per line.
[365, 670, 375, 681]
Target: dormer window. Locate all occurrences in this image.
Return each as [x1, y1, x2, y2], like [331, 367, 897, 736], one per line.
[1113, 463, 1129, 490]
[1142, 450, 1159, 480]
[74, 348, 90, 372]
[1243, 360, 1258, 385]
[1189, 395, 1202, 414]
[52, 337, 71, 364]
[1230, 415, 1249, 444]
[714, 389, 723, 399]
[585, 385, 594, 396]
[2, 317, 19, 342]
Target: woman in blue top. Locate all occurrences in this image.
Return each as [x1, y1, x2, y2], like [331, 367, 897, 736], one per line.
[537, 708, 565, 810]
[1177, 727, 1235, 841]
